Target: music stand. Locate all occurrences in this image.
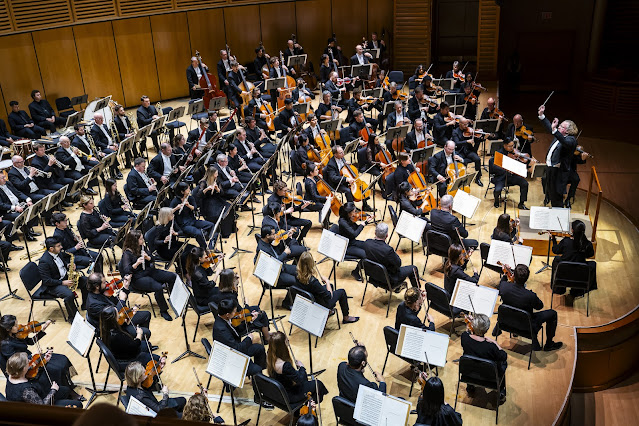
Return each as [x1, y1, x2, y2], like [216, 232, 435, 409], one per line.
[114, 219, 133, 247]
[292, 102, 310, 116]
[208, 97, 226, 112]
[363, 48, 380, 59]
[94, 96, 110, 111]
[69, 174, 90, 197]
[411, 145, 435, 166]
[475, 119, 500, 169]
[386, 125, 409, 157]
[26, 195, 50, 237]
[153, 185, 171, 211]
[351, 64, 372, 80]
[530, 162, 547, 180]
[286, 54, 307, 68]
[344, 137, 361, 155]
[187, 99, 205, 116]
[450, 104, 466, 116]
[319, 119, 339, 133]
[133, 202, 153, 230]
[45, 185, 69, 213]
[449, 172, 477, 226]
[167, 106, 185, 122]
[382, 101, 396, 116]
[0, 226, 23, 301]
[64, 111, 83, 129]
[443, 93, 460, 106]
[70, 95, 86, 106]
[438, 78, 455, 91]
[264, 77, 286, 92]
[363, 87, 383, 98]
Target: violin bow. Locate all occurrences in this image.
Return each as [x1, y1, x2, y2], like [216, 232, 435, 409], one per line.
[193, 367, 215, 420]
[423, 350, 433, 378]
[32, 336, 54, 389]
[123, 306, 163, 388]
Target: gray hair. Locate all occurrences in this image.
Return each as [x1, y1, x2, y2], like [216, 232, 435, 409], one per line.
[375, 222, 389, 239]
[93, 112, 103, 120]
[445, 140, 455, 150]
[199, 117, 209, 125]
[471, 313, 490, 336]
[440, 194, 453, 210]
[216, 153, 227, 163]
[322, 90, 331, 98]
[191, 56, 197, 62]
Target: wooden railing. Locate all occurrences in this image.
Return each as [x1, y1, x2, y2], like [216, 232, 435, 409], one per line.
[585, 166, 602, 244]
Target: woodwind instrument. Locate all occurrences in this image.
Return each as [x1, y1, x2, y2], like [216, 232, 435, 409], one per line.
[94, 206, 112, 230]
[167, 218, 175, 250]
[66, 253, 81, 292]
[349, 332, 380, 381]
[120, 191, 132, 212]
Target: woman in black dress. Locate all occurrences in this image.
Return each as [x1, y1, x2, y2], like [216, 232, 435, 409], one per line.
[443, 244, 478, 316]
[338, 202, 374, 281]
[99, 178, 136, 228]
[318, 54, 332, 84]
[77, 195, 116, 247]
[172, 133, 189, 157]
[266, 331, 328, 405]
[415, 376, 462, 426]
[551, 219, 597, 295]
[491, 213, 521, 244]
[124, 361, 186, 417]
[397, 181, 430, 218]
[184, 246, 223, 307]
[194, 166, 234, 239]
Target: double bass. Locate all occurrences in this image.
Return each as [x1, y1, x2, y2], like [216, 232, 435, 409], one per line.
[226, 44, 253, 115]
[276, 51, 297, 110]
[195, 51, 225, 110]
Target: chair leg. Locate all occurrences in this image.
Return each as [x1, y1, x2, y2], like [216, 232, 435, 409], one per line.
[289, 323, 293, 336]
[103, 368, 110, 392]
[550, 292, 554, 310]
[422, 254, 429, 275]
[360, 282, 368, 307]
[382, 350, 390, 374]
[586, 292, 590, 317]
[408, 367, 416, 397]
[395, 237, 401, 251]
[256, 402, 262, 426]
[28, 301, 35, 322]
[146, 294, 156, 317]
[193, 315, 201, 342]
[55, 300, 68, 322]
[96, 352, 103, 373]
[315, 335, 319, 348]
[386, 290, 392, 318]
[116, 381, 123, 407]
[454, 377, 460, 410]
[528, 347, 532, 370]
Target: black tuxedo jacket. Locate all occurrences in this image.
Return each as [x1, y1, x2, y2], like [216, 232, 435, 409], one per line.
[539, 117, 577, 172]
[72, 134, 96, 156]
[350, 54, 370, 65]
[0, 119, 18, 143]
[323, 157, 343, 188]
[213, 164, 236, 191]
[38, 250, 70, 288]
[114, 115, 134, 140]
[432, 113, 453, 144]
[136, 105, 158, 128]
[405, 128, 430, 151]
[187, 64, 208, 88]
[31, 154, 63, 180]
[0, 182, 28, 213]
[8, 167, 40, 195]
[126, 169, 156, 202]
[499, 282, 544, 316]
[364, 238, 402, 276]
[55, 146, 88, 170]
[217, 59, 229, 85]
[187, 127, 214, 145]
[28, 100, 55, 123]
[428, 150, 460, 180]
[212, 317, 253, 354]
[324, 80, 340, 100]
[8, 110, 34, 133]
[429, 209, 467, 243]
[148, 153, 178, 183]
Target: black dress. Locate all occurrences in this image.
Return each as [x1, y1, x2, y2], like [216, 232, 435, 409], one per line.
[193, 181, 234, 238]
[272, 361, 328, 404]
[551, 235, 597, 293]
[78, 210, 116, 247]
[415, 402, 463, 426]
[5, 380, 80, 407]
[189, 264, 219, 306]
[98, 193, 135, 228]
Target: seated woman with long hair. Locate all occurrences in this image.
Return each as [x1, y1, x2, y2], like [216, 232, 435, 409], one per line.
[443, 244, 478, 315]
[124, 361, 186, 417]
[267, 331, 328, 405]
[492, 213, 521, 244]
[98, 178, 136, 228]
[295, 251, 359, 324]
[337, 202, 374, 281]
[551, 219, 597, 296]
[415, 376, 462, 426]
[182, 391, 224, 423]
[77, 195, 116, 247]
[184, 246, 223, 306]
[194, 166, 234, 239]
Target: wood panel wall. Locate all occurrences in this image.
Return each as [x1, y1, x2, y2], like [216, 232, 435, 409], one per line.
[0, 0, 393, 124]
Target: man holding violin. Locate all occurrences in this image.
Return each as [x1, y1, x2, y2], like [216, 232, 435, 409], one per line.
[506, 114, 535, 156]
[489, 139, 530, 210]
[452, 118, 484, 187]
[432, 102, 456, 147]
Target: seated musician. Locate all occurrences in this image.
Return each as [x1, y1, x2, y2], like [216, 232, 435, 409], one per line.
[444, 244, 478, 315]
[457, 83, 480, 120]
[347, 89, 379, 129]
[213, 298, 267, 378]
[171, 133, 189, 157]
[395, 287, 435, 331]
[492, 213, 522, 244]
[275, 98, 297, 133]
[432, 102, 456, 147]
[415, 377, 462, 426]
[429, 194, 478, 249]
[396, 181, 430, 237]
[245, 115, 276, 158]
[248, 87, 272, 131]
[114, 104, 139, 164]
[185, 247, 223, 307]
[269, 179, 313, 241]
[0, 315, 80, 400]
[52, 213, 102, 273]
[77, 196, 116, 248]
[551, 219, 597, 296]
[303, 113, 323, 142]
[338, 202, 374, 281]
[293, 134, 318, 176]
[194, 167, 234, 239]
[405, 118, 432, 152]
[349, 109, 376, 140]
[234, 127, 266, 172]
[444, 61, 463, 92]
[408, 86, 438, 124]
[90, 112, 121, 179]
[364, 223, 420, 288]
[452, 118, 483, 187]
[292, 78, 315, 105]
[255, 225, 298, 291]
[428, 140, 465, 198]
[461, 313, 507, 404]
[324, 71, 343, 104]
[30, 144, 74, 195]
[9, 155, 56, 202]
[496, 265, 563, 351]
[187, 118, 213, 152]
[394, 151, 419, 187]
[55, 136, 98, 195]
[28, 90, 65, 133]
[38, 236, 88, 317]
[4, 352, 82, 408]
[337, 344, 386, 403]
[480, 97, 502, 122]
[148, 143, 183, 189]
[71, 125, 99, 159]
[385, 100, 411, 141]
[99, 178, 135, 228]
[316, 92, 342, 126]
[283, 39, 304, 67]
[0, 117, 19, 148]
[261, 202, 307, 260]
[267, 331, 329, 405]
[488, 139, 530, 210]
[227, 144, 256, 189]
[319, 54, 332, 84]
[120, 229, 175, 322]
[506, 114, 535, 156]
[126, 157, 158, 206]
[324, 145, 374, 212]
[303, 164, 330, 209]
[148, 207, 185, 261]
[8, 101, 45, 139]
[296, 251, 359, 323]
[124, 361, 185, 417]
[0, 172, 40, 241]
[357, 134, 386, 192]
[382, 81, 399, 111]
[214, 153, 252, 211]
[169, 182, 215, 250]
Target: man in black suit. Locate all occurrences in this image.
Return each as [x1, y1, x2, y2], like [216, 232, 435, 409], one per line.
[187, 118, 214, 152]
[337, 345, 386, 403]
[90, 112, 121, 179]
[30, 144, 75, 194]
[71, 124, 98, 158]
[350, 44, 372, 66]
[496, 265, 563, 351]
[364, 222, 419, 288]
[254, 225, 298, 289]
[214, 153, 245, 201]
[324, 145, 373, 211]
[408, 86, 438, 124]
[432, 102, 457, 147]
[52, 212, 102, 273]
[126, 157, 158, 206]
[348, 109, 376, 140]
[282, 39, 304, 69]
[538, 105, 578, 207]
[148, 143, 182, 189]
[136, 95, 161, 152]
[28, 90, 65, 133]
[291, 78, 315, 105]
[8, 155, 56, 202]
[429, 194, 478, 249]
[38, 236, 88, 320]
[324, 72, 342, 103]
[0, 118, 19, 148]
[234, 128, 266, 172]
[227, 61, 247, 109]
[428, 140, 465, 198]
[253, 47, 270, 88]
[213, 299, 267, 377]
[489, 139, 530, 210]
[404, 118, 432, 152]
[0, 172, 40, 241]
[113, 104, 139, 165]
[8, 101, 45, 139]
[452, 118, 483, 187]
[55, 136, 98, 195]
[245, 116, 276, 158]
[186, 56, 207, 99]
[217, 49, 232, 97]
[275, 98, 297, 133]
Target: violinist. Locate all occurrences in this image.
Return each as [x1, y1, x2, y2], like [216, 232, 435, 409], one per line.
[565, 148, 589, 209]
[452, 118, 483, 187]
[5, 352, 82, 407]
[382, 81, 399, 105]
[405, 118, 432, 152]
[318, 54, 332, 84]
[255, 225, 299, 290]
[364, 223, 421, 289]
[187, 56, 207, 99]
[492, 213, 522, 244]
[506, 114, 535, 156]
[267, 330, 329, 405]
[458, 82, 480, 120]
[261, 203, 307, 260]
[480, 97, 501, 121]
[395, 287, 435, 331]
[52, 213, 102, 273]
[428, 141, 464, 198]
[275, 98, 297, 132]
[325, 72, 345, 104]
[338, 202, 374, 281]
[432, 102, 456, 147]
[444, 61, 463, 92]
[429, 195, 478, 249]
[349, 109, 377, 140]
[269, 179, 313, 241]
[415, 377, 462, 426]
[489, 139, 530, 210]
[0, 315, 80, 400]
[347, 89, 379, 128]
[248, 87, 272, 131]
[185, 247, 223, 307]
[461, 313, 507, 404]
[551, 219, 597, 296]
[324, 145, 375, 212]
[125, 361, 186, 417]
[316, 91, 342, 122]
[170, 182, 215, 250]
[337, 344, 386, 403]
[408, 86, 438, 124]
[443, 244, 478, 308]
[495, 265, 563, 352]
[397, 181, 430, 221]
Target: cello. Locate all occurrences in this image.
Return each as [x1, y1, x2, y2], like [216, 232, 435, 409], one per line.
[408, 168, 437, 213]
[375, 143, 395, 183]
[340, 160, 371, 202]
[446, 156, 470, 197]
[195, 51, 224, 110]
[276, 51, 297, 110]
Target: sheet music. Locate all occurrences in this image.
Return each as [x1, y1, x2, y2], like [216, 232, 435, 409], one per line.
[451, 279, 499, 318]
[354, 385, 411, 426]
[168, 276, 188, 318]
[486, 239, 533, 268]
[289, 296, 329, 337]
[453, 190, 481, 219]
[206, 341, 250, 388]
[395, 210, 428, 243]
[500, 153, 528, 177]
[67, 312, 95, 357]
[253, 251, 283, 287]
[528, 206, 571, 231]
[126, 396, 157, 417]
[320, 196, 332, 223]
[396, 324, 449, 367]
[318, 229, 349, 262]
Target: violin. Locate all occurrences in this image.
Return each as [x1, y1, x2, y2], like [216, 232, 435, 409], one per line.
[117, 305, 139, 325]
[464, 93, 478, 105]
[231, 307, 254, 327]
[141, 352, 168, 388]
[462, 127, 494, 139]
[391, 91, 408, 101]
[453, 71, 465, 82]
[299, 392, 318, 418]
[202, 252, 223, 269]
[488, 107, 508, 121]
[514, 125, 534, 141]
[283, 190, 306, 206]
[103, 277, 124, 297]
[272, 229, 292, 245]
[15, 320, 55, 340]
[497, 261, 514, 283]
[574, 145, 593, 158]
[463, 314, 475, 334]
[471, 81, 487, 91]
[26, 347, 53, 379]
[507, 149, 536, 164]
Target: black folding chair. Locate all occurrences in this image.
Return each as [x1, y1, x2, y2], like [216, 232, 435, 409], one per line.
[455, 354, 505, 423]
[424, 229, 452, 274]
[551, 261, 592, 316]
[361, 259, 405, 318]
[497, 304, 542, 370]
[332, 395, 356, 425]
[95, 338, 126, 406]
[253, 373, 306, 426]
[424, 281, 458, 336]
[479, 242, 503, 278]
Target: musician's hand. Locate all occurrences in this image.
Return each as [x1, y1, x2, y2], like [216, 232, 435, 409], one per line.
[454, 155, 464, 162]
[437, 175, 446, 183]
[74, 242, 83, 250]
[161, 176, 169, 184]
[26, 200, 33, 206]
[29, 167, 38, 177]
[15, 205, 24, 213]
[192, 85, 198, 90]
[135, 256, 145, 267]
[284, 247, 291, 255]
[123, 275, 132, 289]
[224, 80, 229, 86]
[538, 105, 545, 116]
[551, 117, 559, 131]
[162, 385, 169, 396]
[164, 235, 171, 243]
[135, 327, 143, 339]
[62, 280, 73, 287]
[48, 156, 56, 166]
[51, 382, 59, 392]
[149, 184, 157, 192]
[347, 177, 354, 185]
[374, 371, 385, 382]
[446, 120, 456, 126]
[301, 200, 311, 209]
[285, 206, 295, 215]
[250, 332, 261, 344]
[251, 310, 260, 318]
[365, 216, 375, 224]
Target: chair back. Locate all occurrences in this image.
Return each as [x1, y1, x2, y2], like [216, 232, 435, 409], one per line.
[329, 224, 340, 234]
[382, 325, 400, 354]
[497, 304, 534, 339]
[295, 181, 304, 197]
[332, 395, 357, 425]
[186, 285, 210, 315]
[384, 172, 396, 200]
[388, 205, 399, 228]
[388, 71, 404, 85]
[55, 96, 73, 111]
[480, 242, 491, 262]
[339, 127, 353, 143]
[19, 262, 42, 294]
[426, 230, 452, 258]
[424, 281, 453, 318]
[408, 76, 417, 91]
[208, 302, 219, 318]
[289, 285, 315, 304]
[458, 354, 501, 391]
[252, 373, 296, 412]
[119, 395, 130, 407]
[144, 226, 159, 254]
[95, 338, 126, 380]
[123, 184, 134, 203]
[201, 337, 212, 356]
[362, 259, 391, 288]
[553, 261, 590, 291]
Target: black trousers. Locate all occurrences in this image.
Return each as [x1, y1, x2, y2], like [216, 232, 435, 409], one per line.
[494, 174, 528, 204]
[393, 265, 419, 288]
[532, 309, 558, 344]
[545, 167, 566, 208]
[130, 268, 176, 313]
[36, 116, 66, 132]
[462, 151, 482, 178]
[566, 170, 580, 200]
[42, 277, 88, 318]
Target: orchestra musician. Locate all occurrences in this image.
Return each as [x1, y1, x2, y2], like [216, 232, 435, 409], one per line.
[395, 287, 435, 331]
[443, 244, 478, 316]
[394, 152, 418, 188]
[214, 153, 252, 210]
[506, 114, 535, 156]
[244, 115, 277, 158]
[452, 118, 483, 187]
[269, 179, 314, 241]
[148, 143, 183, 189]
[292, 78, 315, 105]
[364, 222, 420, 288]
[217, 49, 232, 97]
[255, 225, 298, 291]
[253, 46, 270, 87]
[428, 140, 465, 198]
[538, 105, 578, 208]
[113, 104, 139, 165]
[429, 194, 478, 249]
[275, 98, 297, 133]
[316, 91, 342, 122]
[338, 202, 374, 281]
[458, 82, 480, 120]
[324, 145, 374, 212]
[186, 56, 207, 99]
[386, 101, 411, 136]
[194, 167, 235, 239]
[349, 108, 377, 139]
[99, 178, 135, 228]
[187, 118, 213, 152]
[551, 219, 597, 296]
[261, 203, 308, 260]
[170, 182, 215, 250]
[303, 164, 330, 211]
[77, 196, 116, 248]
[292, 134, 318, 176]
[319, 54, 332, 84]
[492, 213, 522, 244]
[0, 117, 19, 148]
[72, 124, 101, 160]
[184, 247, 223, 307]
[324, 72, 343, 104]
[56, 137, 99, 195]
[124, 361, 186, 417]
[90, 112, 121, 179]
[52, 213, 102, 273]
[405, 118, 431, 152]
[28, 90, 66, 132]
[30, 144, 74, 201]
[136, 95, 162, 152]
[415, 377, 462, 426]
[283, 38, 304, 69]
[495, 265, 563, 352]
[8, 101, 45, 139]
[126, 157, 158, 206]
[324, 37, 342, 68]
[488, 139, 530, 210]
[351, 44, 373, 66]
[147, 207, 188, 262]
[444, 61, 463, 92]
[396, 181, 429, 220]
[337, 344, 386, 403]
[227, 60, 248, 109]
[234, 127, 266, 172]
[227, 143, 253, 185]
[0, 172, 41, 241]
[432, 102, 456, 147]
[408, 86, 438, 125]
[247, 87, 271, 131]
[8, 155, 56, 201]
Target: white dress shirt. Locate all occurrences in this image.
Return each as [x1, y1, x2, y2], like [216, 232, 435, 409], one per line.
[0, 184, 19, 209]
[16, 167, 39, 193]
[65, 147, 84, 172]
[161, 154, 172, 176]
[52, 254, 67, 278]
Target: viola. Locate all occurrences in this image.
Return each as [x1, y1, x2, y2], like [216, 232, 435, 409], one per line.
[283, 190, 305, 206]
[26, 347, 53, 379]
[15, 320, 55, 340]
[231, 307, 253, 327]
[574, 145, 594, 158]
[195, 51, 224, 110]
[272, 229, 291, 245]
[142, 352, 168, 388]
[463, 314, 475, 334]
[202, 252, 223, 269]
[497, 261, 514, 283]
[488, 107, 508, 121]
[453, 71, 465, 82]
[464, 93, 478, 105]
[299, 392, 318, 418]
[103, 278, 124, 297]
[117, 305, 138, 325]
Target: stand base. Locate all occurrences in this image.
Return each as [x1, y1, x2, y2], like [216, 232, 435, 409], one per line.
[229, 247, 251, 260]
[171, 350, 205, 364]
[0, 290, 24, 301]
[85, 388, 116, 408]
[536, 261, 551, 274]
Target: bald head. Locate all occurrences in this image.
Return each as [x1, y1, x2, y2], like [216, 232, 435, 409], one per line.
[440, 195, 453, 211]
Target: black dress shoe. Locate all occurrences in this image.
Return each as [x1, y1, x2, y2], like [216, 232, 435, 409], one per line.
[161, 312, 173, 321]
[151, 345, 159, 351]
[26, 234, 37, 242]
[564, 199, 572, 208]
[84, 188, 97, 196]
[239, 205, 254, 212]
[29, 230, 42, 237]
[544, 341, 563, 351]
[10, 244, 24, 251]
[265, 189, 273, 194]
[351, 269, 362, 282]
[0, 265, 10, 272]
[518, 203, 530, 210]
[494, 200, 500, 208]
[475, 178, 484, 187]
[115, 172, 124, 180]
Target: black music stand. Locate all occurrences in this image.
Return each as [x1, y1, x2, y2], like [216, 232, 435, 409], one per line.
[287, 54, 307, 69]
[448, 172, 477, 227]
[208, 97, 226, 112]
[171, 277, 205, 364]
[411, 145, 435, 166]
[386, 125, 409, 158]
[0, 227, 23, 301]
[352, 64, 372, 80]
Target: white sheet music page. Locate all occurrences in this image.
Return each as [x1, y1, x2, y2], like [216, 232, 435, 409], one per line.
[67, 312, 95, 357]
[395, 210, 428, 243]
[487, 239, 533, 268]
[168, 276, 189, 318]
[500, 153, 528, 177]
[529, 206, 571, 231]
[451, 279, 499, 318]
[318, 229, 349, 262]
[206, 341, 250, 388]
[453, 190, 481, 219]
[126, 396, 157, 417]
[253, 251, 283, 287]
[320, 196, 332, 223]
[289, 295, 330, 337]
[396, 324, 450, 367]
[354, 385, 411, 426]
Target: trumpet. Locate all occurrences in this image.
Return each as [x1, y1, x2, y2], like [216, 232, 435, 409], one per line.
[49, 155, 70, 171]
[26, 166, 51, 178]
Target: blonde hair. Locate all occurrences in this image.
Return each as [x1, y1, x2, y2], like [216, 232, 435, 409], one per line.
[563, 120, 579, 136]
[183, 393, 211, 422]
[79, 195, 93, 209]
[6, 352, 28, 378]
[125, 361, 145, 388]
[296, 251, 315, 285]
[157, 207, 173, 225]
[204, 166, 219, 187]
